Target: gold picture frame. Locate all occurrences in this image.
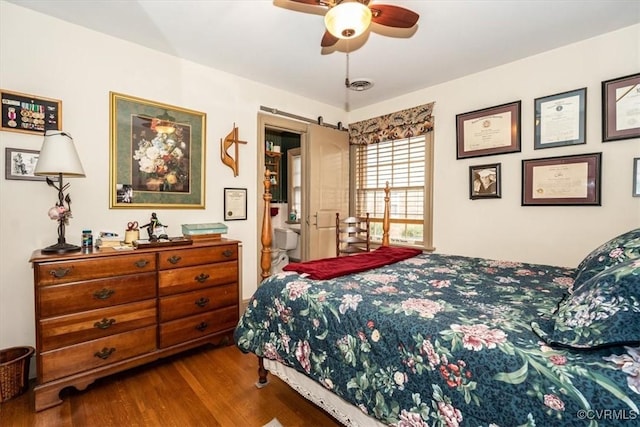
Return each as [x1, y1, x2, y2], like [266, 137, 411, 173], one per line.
[109, 92, 206, 209]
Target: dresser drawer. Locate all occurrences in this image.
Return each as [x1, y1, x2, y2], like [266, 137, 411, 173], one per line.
[40, 326, 156, 383]
[158, 261, 237, 296]
[38, 272, 157, 317]
[36, 253, 157, 286]
[158, 244, 237, 270]
[158, 283, 238, 322]
[159, 305, 238, 348]
[39, 300, 157, 352]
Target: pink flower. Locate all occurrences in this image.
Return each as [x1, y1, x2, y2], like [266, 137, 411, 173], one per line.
[401, 298, 443, 318]
[295, 340, 312, 373]
[543, 394, 565, 411]
[549, 355, 567, 366]
[437, 401, 463, 426]
[450, 324, 507, 351]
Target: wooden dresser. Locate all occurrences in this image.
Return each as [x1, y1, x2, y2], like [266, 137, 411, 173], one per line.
[29, 239, 240, 411]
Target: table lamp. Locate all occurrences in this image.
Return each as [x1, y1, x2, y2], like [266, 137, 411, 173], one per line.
[34, 130, 86, 253]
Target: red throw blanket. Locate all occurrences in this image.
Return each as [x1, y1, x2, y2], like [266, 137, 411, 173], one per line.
[282, 246, 423, 280]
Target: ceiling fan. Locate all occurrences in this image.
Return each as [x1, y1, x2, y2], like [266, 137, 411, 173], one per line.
[288, 0, 420, 47]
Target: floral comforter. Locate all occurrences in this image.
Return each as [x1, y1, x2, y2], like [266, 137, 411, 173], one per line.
[234, 253, 640, 426]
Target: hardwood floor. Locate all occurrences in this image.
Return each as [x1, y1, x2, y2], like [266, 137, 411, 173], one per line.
[0, 344, 341, 427]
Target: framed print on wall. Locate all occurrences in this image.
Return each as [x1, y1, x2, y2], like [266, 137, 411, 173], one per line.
[534, 87, 586, 149]
[633, 157, 640, 197]
[1, 89, 62, 135]
[602, 73, 640, 142]
[456, 101, 521, 159]
[522, 152, 601, 206]
[5, 147, 46, 181]
[469, 163, 501, 199]
[224, 188, 247, 220]
[109, 92, 206, 209]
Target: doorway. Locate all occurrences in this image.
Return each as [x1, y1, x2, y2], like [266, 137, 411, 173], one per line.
[256, 113, 350, 283]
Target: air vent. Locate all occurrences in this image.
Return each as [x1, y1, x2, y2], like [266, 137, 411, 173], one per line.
[348, 78, 374, 92]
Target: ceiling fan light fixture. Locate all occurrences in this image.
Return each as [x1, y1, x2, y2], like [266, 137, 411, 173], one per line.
[324, 1, 372, 39]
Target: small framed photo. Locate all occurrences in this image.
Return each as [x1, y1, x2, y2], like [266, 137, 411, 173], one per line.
[469, 163, 501, 199]
[633, 157, 640, 197]
[1, 89, 62, 135]
[456, 101, 521, 159]
[534, 87, 586, 149]
[224, 188, 247, 220]
[5, 147, 45, 181]
[522, 152, 601, 206]
[602, 73, 640, 142]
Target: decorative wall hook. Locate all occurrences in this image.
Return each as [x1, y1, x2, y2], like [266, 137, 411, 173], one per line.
[221, 123, 247, 176]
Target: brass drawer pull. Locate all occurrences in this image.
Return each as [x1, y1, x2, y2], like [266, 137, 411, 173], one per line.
[93, 288, 115, 300]
[135, 259, 149, 268]
[195, 273, 210, 283]
[167, 255, 182, 264]
[222, 249, 233, 258]
[195, 322, 208, 332]
[94, 347, 116, 360]
[195, 297, 210, 308]
[94, 318, 116, 329]
[49, 268, 71, 279]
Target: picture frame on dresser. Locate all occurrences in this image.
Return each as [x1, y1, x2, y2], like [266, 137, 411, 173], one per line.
[0, 89, 62, 135]
[602, 73, 640, 142]
[456, 101, 521, 159]
[522, 152, 601, 206]
[109, 92, 207, 209]
[534, 87, 586, 149]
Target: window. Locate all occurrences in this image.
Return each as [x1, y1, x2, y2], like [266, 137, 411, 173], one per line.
[353, 133, 433, 249]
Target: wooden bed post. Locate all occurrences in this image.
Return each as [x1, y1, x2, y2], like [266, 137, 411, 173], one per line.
[382, 181, 391, 247]
[260, 169, 273, 281]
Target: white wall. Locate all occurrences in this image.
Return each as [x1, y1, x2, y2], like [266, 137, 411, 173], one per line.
[351, 24, 640, 267]
[0, 2, 346, 351]
[1, 2, 638, 355]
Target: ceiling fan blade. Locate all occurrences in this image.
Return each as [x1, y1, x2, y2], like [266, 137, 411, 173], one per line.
[321, 31, 339, 47]
[288, 0, 330, 6]
[370, 4, 419, 28]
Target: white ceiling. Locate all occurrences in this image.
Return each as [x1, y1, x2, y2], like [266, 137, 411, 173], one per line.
[7, 0, 640, 111]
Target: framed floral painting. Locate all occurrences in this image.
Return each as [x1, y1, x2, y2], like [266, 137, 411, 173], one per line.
[109, 92, 206, 208]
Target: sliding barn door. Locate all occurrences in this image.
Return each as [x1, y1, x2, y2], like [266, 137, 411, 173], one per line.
[304, 124, 349, 260]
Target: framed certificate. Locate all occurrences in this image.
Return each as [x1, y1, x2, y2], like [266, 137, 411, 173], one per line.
[456, 101, 521, 159]
[224, 187, 247, 220]
[522, 153, 601, 206]
[534, 88, 586, 149]
[602, 73, 640, 142]
[634, 158, 640, 197]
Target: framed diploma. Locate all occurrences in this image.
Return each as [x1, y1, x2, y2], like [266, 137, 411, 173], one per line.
[633, 158, 640, 197]
[522, 152, 601, 206]
[456, 101, 521, 159]
[602, 73, 640, 142]
[224, 187, 247, 220]
[534, 88, 586, 149]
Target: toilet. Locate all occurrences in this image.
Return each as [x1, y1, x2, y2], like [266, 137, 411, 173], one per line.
[272, 227, 299, 273]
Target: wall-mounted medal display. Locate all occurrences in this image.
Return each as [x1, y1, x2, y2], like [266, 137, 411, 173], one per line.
[1, 89, 62, 135]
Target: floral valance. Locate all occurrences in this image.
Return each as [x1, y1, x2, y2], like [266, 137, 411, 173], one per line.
[348, 102, 435, 145]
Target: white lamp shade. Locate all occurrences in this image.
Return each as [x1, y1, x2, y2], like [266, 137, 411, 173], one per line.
[324, 1, 372, 39]
[34, 130, 86, 177]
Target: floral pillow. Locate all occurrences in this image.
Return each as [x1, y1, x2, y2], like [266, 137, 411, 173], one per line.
[532, 258, 640, 349]
[573, 227, 640, 289]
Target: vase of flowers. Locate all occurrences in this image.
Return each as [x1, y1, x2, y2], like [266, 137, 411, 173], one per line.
[133, 129, 187, 192]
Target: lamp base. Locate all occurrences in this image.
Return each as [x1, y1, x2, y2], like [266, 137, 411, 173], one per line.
[41, 242, 82, 254]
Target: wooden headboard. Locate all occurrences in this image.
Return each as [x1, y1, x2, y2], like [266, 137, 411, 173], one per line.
[260, 170, 391, 280]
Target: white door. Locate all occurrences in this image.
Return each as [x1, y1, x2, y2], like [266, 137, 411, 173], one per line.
[303, 124, 350, 260]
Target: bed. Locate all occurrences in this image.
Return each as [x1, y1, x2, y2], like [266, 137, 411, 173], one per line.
[235, 175, 640, 426]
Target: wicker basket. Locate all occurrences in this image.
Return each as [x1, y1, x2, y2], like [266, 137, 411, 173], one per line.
[0, 346, 34, 402]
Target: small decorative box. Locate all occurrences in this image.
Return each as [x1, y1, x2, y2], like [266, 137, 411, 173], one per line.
[181, 223, 228, 236]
